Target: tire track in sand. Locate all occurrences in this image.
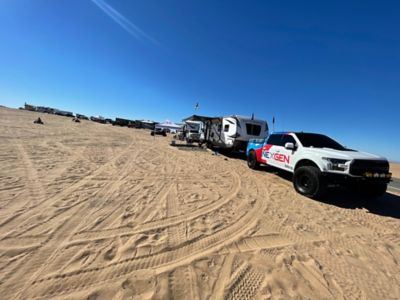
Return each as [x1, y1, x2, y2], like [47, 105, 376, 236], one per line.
[0, 138, 137, 241]
[0, 137, 138, 299]
[26, 177, 262, 299]
[71, 171, 241, 242]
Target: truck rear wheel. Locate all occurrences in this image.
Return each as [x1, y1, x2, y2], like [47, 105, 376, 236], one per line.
[293, 166, 326, 198]
[247, 151, 260, 170]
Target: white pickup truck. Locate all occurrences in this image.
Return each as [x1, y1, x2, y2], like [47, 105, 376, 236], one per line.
[246, 132, 392, 198]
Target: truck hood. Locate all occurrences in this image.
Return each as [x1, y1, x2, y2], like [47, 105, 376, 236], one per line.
[303, 148, 387, 161]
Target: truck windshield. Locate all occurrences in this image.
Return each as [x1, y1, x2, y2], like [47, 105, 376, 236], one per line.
[296, 133, 347, 150]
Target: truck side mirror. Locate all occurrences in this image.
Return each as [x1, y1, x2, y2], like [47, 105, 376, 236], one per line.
[285, 142, 295, 150]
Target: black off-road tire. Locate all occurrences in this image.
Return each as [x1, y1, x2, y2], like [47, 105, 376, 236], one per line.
[247, 151, 260, 170]
[293, 166, 326, 198]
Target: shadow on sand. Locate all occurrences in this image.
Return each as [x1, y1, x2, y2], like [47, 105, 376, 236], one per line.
[170, 142, 208, 151]
[215, 149, 400, 220]
[318, 190, 400, 220]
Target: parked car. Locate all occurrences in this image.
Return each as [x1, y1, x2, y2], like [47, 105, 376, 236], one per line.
[151, 128, 167, 136]
[90, 116, 106, 124]
[76, 114, 89, 120]
[246, 132, 391, 198]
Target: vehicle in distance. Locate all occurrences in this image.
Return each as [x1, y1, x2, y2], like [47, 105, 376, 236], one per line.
[76, 113, 89, 120]
[151, 127, 167, 137]
[113, 118, 135, 127]
[246, 132, 392, 198]
[90, 116, 106, 124]
[207, 115, 268, 151]
[183, 120, 205, 144]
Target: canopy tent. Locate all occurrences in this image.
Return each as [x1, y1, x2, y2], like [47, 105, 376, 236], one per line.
[155, 120, 182, 131]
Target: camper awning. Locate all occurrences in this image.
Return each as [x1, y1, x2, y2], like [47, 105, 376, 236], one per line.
[182, 115, 219, 122]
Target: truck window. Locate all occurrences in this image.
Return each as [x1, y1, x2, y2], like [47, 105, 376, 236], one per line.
[266, 134, 282, 145]
[281, 135, 296, 146]
[224, 124, 229, 132]
[296, 133, 347, 150]
[246, 124, 261, 136]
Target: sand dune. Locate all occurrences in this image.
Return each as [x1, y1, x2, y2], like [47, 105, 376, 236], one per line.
[390, 163, 400, 179]
[1, 107, 400, 299]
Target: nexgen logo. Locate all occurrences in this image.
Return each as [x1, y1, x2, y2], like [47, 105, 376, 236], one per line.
[272, 153, 290, 164]
[263, 152, 290, 164]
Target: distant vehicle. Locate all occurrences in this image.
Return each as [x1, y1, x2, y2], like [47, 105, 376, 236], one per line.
[36, 106, 54, 114]
[246, 132, 392, 198]
[90, 116, 106, 124]
[113, 118, 135, 127]
[54, 110, 74, 117]
[207, 115, 268, 151]
[151, 127, 167, 136]
[76, 114, 89, 120]
[24, 103, 37, 111]
[183, 120, 205, 144]
[140, 120, 157, 130]
[175, 129, 185, 141]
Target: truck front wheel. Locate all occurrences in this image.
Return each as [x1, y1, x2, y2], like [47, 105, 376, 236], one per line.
[247, 151, 260, 170]
[293, 166, 326, 198]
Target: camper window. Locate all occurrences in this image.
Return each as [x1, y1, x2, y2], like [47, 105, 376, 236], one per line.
[224, 124, 229, 132]
[246, 124, 261, 136]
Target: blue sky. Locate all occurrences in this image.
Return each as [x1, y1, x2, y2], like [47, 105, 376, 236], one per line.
[0, 0, 399, 161]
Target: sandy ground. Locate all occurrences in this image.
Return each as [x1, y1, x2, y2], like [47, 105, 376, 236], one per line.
[390, 163, 400, 179]
[0, 107, 400, 299]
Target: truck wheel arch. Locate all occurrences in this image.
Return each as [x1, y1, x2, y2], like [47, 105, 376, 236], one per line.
[247, 150, 260, 169]
[294, 159, 322, 172]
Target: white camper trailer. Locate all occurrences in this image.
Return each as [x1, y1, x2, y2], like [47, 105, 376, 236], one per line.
[183, 120, 205, 143]
[206, 115, 268, 151]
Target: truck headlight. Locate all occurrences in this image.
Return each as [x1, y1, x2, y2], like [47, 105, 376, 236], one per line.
[322, 157, 349, 171]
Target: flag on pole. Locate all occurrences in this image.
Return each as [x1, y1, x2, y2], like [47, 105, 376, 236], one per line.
[272, 116, 275, 132]
[195, 102, 199, 110]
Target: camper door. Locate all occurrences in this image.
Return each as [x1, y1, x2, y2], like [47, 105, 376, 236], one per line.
[222, 118, 236, 146]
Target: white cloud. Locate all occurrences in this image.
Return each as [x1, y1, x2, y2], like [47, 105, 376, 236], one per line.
[91, 0, 159, 45]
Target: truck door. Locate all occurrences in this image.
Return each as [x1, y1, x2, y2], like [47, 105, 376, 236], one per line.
[278, 134, 297, 171]
[261, 134, 282, 168]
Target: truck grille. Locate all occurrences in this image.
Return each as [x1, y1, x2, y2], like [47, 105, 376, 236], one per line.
[349, 160, 389, 176]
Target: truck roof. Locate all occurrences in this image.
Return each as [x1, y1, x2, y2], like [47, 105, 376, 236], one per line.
[270, 131, 321, 135]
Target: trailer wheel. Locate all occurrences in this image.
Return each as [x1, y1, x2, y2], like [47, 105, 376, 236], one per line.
[247, 151, 260, 170]
[293, 166, 326, 198]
